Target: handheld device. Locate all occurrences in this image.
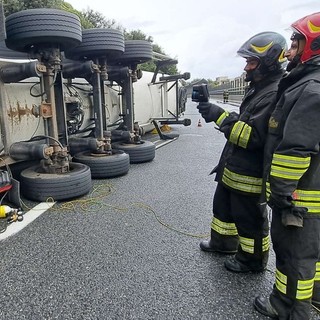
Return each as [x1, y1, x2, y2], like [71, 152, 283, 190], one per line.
[191, 84, 209, 103]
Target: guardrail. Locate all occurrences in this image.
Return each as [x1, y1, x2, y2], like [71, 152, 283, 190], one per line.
[210, 94, 243, 106]
[209, 87, 245, 106]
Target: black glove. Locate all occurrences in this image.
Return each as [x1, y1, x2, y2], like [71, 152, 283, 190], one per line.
[268, 193, 292, 210]
[197, 102, 225, 123]
[285, 206, 308, 227]
[269, 193, 307, 228]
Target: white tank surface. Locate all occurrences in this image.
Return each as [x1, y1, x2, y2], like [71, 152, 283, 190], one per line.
[132, 70, 184, 129]
[0, 58, 188, 156]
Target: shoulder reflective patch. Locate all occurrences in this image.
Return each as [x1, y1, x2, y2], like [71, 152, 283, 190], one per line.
[269, 116, 278, 128]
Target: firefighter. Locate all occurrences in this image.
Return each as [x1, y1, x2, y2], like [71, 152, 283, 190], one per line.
[223, 90, 229, 103]
[254, 12, 320, 319]
[197, 32, 287, 273]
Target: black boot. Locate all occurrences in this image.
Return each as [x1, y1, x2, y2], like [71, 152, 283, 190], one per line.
[199, 238, 237, 254]
[224, 257, 265, 273]
[254, 296, 278, 319]
[199, 229, 238, 254]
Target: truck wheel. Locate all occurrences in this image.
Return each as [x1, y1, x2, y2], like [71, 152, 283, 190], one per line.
[64, 28, 124, 60]
[112, 140, 155, 163]
[5, 8, 82, 52]
[73, 150, 130, 178]
[20, 162, 92, 202]
[110, 40, 153, 66]
[0, 40, 29, 59]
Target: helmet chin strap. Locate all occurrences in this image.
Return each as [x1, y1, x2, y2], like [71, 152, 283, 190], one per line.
[286, 38, 305, 71]
[286, 54, 301, 71]
[244, 69, 254, 82]
[245, 68, 263, 83]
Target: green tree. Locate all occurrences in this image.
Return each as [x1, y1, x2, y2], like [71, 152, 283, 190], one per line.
[80, 8, 122, 29]
[125, 29, 178, 75]
[58, 1, 93, 29]
[3, 0, 63, 15]
[124, 29, 153, 42]
[3, 0, 101, 29]
[207, 79, 219, 87]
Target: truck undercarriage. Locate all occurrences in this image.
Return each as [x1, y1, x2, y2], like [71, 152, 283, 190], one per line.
[0, 8, 190, 211]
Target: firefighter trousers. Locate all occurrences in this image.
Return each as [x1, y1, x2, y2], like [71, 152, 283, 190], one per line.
[210, 183, 269, 268]
[270, 209, 320, 319]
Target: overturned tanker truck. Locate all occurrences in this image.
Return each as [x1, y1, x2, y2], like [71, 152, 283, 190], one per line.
[0, 8, 190, 203]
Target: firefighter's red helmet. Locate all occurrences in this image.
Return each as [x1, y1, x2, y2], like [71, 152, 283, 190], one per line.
[291, 12, 320, 63]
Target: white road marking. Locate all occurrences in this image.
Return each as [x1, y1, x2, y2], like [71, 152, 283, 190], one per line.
[0, 202, 55, 241]
[154, 137, 178, 149]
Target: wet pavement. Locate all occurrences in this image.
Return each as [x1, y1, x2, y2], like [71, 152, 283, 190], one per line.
[0, 99, 319, 320]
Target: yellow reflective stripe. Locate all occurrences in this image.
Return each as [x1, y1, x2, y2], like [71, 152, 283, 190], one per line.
[272, 154, 311, 167]
[292, 189, 320, 214]
[266, 182, 271, 200]
[211, 217, 238, 236]
[266, 185, 320, 213]
[315, 262, 320, 281]
[239, 236, 254, 254]
[275, 268, 314, 300]
[238, 123, 252, 148]
[293, 189, 320, 201]
[262, 235, 270, 252]
[228, 120, 253, 148]
[229, 121, 252, 148]
[222, 168, 262, 194]
[271, 166, 308, 180]
[271, 154, 310, 180]
[216, 111, 229, 127]
[275, 279, 287, 295]
[275, 269, 287, 295]
[222, 175, 261, 194]
[276, 269, 287, 283]
[239, 235, 269, 254]
[223, 168, 262, 185]
[296, 278, 314, 300]
[292, 201, 320, 213]
[229, 121, 245, 145]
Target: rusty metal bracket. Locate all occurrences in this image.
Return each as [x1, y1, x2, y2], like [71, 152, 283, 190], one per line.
[40, 102, 52, 118]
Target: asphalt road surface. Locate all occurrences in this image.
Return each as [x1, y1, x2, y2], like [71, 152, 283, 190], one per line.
[0, 99, 319, 320]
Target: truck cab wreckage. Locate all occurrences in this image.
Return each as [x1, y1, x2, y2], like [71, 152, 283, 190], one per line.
[0, 8, 190, 207]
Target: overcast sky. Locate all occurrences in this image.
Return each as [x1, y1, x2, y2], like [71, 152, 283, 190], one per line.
[67, 0, 319, 80]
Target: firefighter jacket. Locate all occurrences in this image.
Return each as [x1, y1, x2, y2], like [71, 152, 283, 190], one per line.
[263, 61, 320, 212]
[213, 71, 283, 196]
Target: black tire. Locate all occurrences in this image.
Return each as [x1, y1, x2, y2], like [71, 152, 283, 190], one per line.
[0, 40, 29, 59]
[64, 28, 124, 60]
[110, 40, 153, 66]
[112, 140, 155, 163]
[5, 8, 82, 52]
[20, 162, 92, 202]
[73, 150, 130, 178]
